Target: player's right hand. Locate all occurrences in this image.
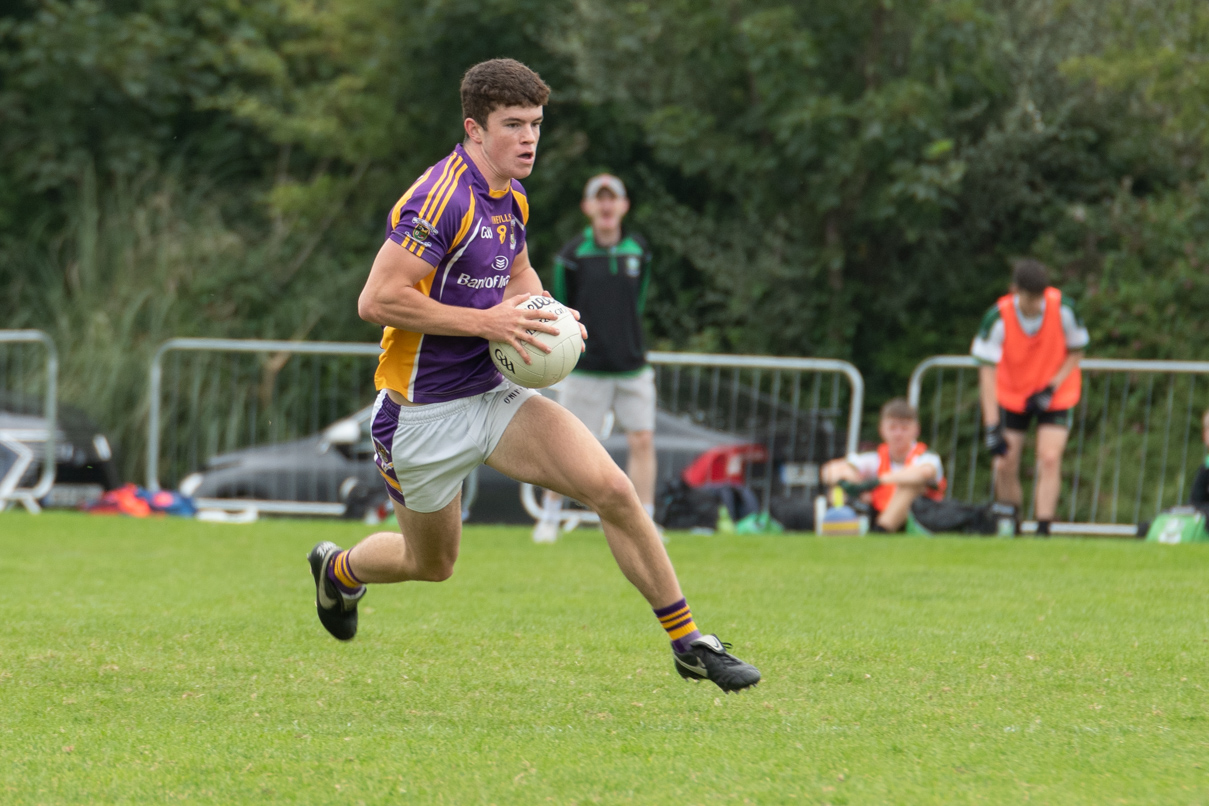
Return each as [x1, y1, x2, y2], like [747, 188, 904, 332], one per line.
[984, 423, 1009, 457]
[480, 293, 560, 364]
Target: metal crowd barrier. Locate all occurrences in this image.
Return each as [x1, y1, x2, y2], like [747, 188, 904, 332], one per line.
[0, 330, 58, 513]
[147, 338, 480, 519]
[521, 352, 864, 525]
[148, 340, 862, 523]
[908, 355, 1209, 536]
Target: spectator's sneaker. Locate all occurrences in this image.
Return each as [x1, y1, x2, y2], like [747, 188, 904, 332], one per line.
[673, 634, 761, 692]
[532, 519, 560, 543]
[307, 541, 365, 641]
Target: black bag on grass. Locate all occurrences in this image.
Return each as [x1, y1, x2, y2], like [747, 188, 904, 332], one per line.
[769, 496, 816, 531]
[657, 480, 759, 530]
[910, 497, 1017, 536]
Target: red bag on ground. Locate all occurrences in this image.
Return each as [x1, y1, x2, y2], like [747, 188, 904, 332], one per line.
[681, 444, 768, 488]
[82, 484, 153, 517]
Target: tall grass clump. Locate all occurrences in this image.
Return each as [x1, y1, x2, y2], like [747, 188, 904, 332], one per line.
[4, 166, 288, 482]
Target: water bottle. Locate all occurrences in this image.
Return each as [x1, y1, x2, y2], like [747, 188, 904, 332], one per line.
[717, 505, 735, 534]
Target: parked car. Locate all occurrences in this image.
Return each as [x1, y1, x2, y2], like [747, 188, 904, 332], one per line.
[0, 392, 121, 507]
[177, 407, 383, 515]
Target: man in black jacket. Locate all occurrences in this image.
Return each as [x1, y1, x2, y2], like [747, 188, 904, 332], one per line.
[533, 174, 658, 543]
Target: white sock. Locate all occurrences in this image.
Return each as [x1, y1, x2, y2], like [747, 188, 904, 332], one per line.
[542, 495, 563, 523]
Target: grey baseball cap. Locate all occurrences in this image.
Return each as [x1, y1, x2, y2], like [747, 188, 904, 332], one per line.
[583, 174, 627, 199]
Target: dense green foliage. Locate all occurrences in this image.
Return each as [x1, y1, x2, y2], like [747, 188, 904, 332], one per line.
[1, 0, 1206, 472]
[4, 514, 1209, 803]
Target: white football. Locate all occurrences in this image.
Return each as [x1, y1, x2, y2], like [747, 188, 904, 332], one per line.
[489, 296, 583, 388]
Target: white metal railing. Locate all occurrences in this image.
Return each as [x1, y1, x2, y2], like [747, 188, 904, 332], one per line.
[0, 330, 58, 512]
[908, 355, 1209, 536]
[522, 352, 865, 526]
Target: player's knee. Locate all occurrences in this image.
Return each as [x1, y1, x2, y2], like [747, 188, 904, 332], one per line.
[590, 469, 637, 515]
[628, 430, 653, 454]
[1037, 450, 1063, 474]
[414, 559, 455, 582]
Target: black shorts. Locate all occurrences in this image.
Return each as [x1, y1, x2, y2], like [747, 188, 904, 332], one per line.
[1001, 406, 1073, 431]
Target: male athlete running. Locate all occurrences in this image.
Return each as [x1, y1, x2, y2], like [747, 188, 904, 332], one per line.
[307, 59, 760, 692]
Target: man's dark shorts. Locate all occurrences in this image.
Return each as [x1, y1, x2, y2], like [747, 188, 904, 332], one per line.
[1001, 406, 1073, 431]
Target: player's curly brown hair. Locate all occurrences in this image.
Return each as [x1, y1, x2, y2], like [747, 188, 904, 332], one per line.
[460, 59, 550, 128]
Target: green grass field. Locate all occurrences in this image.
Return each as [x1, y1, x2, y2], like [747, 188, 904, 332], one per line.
[3, 514, 1209, 804]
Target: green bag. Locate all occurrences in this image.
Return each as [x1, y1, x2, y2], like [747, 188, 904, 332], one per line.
[735, 511, 784, 535]
[1145, 507, 1209, 544]
[904, 509, 928, 535]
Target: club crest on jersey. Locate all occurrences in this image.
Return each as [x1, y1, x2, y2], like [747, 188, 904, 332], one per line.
[411, 217, 434, 242]
[509, 221, 517, 251]
[625, 256, 641, 277]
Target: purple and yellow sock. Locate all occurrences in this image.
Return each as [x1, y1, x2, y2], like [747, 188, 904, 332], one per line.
[654, 598, 702, 653]
[326, 549, 364, 594]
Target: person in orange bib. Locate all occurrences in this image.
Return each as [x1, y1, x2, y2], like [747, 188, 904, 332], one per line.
[821, 398, 946, 532]
[973, 259, 1088, 536]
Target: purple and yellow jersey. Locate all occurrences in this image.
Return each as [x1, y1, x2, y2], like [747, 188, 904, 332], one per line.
[375, 143, 530, 403]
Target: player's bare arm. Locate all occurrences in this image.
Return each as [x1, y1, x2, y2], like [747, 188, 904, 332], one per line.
[358, 239, 559, 354]
[878, 463, 937, 487]
[979, 364, 999, 425]
[503, 243, 544, 298]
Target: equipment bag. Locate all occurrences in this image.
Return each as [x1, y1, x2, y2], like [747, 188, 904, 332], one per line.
[1145, 507, 1209, 544]
[657, 480, 760, 530]
[908, 497, 1016, 536]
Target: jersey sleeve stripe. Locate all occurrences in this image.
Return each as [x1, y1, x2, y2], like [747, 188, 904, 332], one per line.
[418, 155, 462, 225]
[413, 158, 465, 259]
[390, 166, 434, 230]
[415, 156, 458, 224]
[449, 194, 477, 251]
[977, 305, 1002, 340]
[429, 162, 468, 233]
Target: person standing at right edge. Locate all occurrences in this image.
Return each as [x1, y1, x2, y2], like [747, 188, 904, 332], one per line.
[973, 259, 1088, 536]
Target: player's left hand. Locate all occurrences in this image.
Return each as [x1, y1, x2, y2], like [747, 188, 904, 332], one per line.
[1025, 385, 1055, 414]
[541, 291, 588, 348]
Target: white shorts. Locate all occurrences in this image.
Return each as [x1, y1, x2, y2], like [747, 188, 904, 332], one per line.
[370, 382, 537, 513]
[557, 367, 656, 437]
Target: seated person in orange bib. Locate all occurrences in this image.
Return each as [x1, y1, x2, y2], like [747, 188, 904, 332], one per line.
[973, 259, 1088, 537]
[820, 398, 946, 532]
